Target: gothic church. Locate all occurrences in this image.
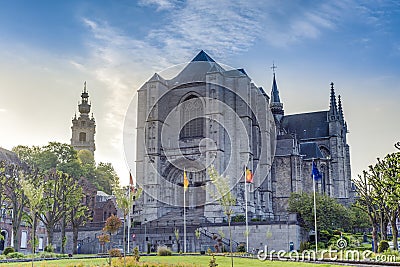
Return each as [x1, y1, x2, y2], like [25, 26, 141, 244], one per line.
[134, 50, 354, 224]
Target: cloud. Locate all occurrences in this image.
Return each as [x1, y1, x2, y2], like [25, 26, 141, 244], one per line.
[138, 0, 178, 11]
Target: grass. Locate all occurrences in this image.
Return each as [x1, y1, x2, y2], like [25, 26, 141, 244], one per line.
[0, 255, 345, 267]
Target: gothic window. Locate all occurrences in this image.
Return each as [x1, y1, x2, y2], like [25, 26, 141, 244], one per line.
[81, 121, 86, 127]
[79, 132, 86, 142]
[180, 95, 204, 139]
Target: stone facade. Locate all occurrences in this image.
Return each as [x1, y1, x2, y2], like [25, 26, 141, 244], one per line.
[71, 82, 96, 154]
[134, 51, 354, 227]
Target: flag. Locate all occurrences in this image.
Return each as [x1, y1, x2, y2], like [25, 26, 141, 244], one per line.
[129, 172, 135, 192]
[183, 170, 189, 191]
[312, 162, 322, 180]
[245, 167, 253, 183]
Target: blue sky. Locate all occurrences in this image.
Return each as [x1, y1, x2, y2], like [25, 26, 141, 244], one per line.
[0, 0, 399, 183]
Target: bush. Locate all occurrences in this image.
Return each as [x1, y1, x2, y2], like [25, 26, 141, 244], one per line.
[236, 243, 246, 253]
[378, 240, 390, 253]
[2, 246, 14, 255]
[133, 246, 140, 262]
[157, 245, 172, 256]
[44, 243, 54, 252]
[299, 241, 309, 252]
[209, 254, 218, 267]
[232, 215, 245, 222]
[6, 252, 25, 259]
[109, 248, 122, 257]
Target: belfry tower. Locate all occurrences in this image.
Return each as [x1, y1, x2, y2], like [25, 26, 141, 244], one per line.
[71, 82, 96, 154]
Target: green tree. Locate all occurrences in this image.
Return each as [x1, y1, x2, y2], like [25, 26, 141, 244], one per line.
[2, 163, 29, 250]
[207, 166, 236, 267]
[353, 170, 381, 252]
[113, 184, 142, 266]
[95, 162, 119, 194]
[288, 192, 352, 232]
[38, 170, 82, 246]
[20, 178, 44, 267]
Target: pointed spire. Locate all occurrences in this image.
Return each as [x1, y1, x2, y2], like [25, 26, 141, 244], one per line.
[271, 73, 281, 103]
[338, 95, 344, 121]
[84, 81, 87, 93]
[270, 63, 284, 120]
[329, 82, 338, 120]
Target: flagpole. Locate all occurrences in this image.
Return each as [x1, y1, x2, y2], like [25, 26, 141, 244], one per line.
[184, 170, 187, 253]
[127, 186, 131, 254]
[244, 166, 249, 253]
[312, 160, 318, 255]
[184, 185, 187, 253]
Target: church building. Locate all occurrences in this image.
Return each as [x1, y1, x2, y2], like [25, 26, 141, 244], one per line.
[135, 50, 354, 226]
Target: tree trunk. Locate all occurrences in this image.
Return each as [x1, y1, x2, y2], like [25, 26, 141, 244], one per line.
[61, 217, 66, 254]
[31, 218, 35, 267]
[46, 226, 54, 248]
[391, 212, 398, 250]
[12, 224, 19, 251]
[72, 224, 79, 254]
[372, 222, 378, 253]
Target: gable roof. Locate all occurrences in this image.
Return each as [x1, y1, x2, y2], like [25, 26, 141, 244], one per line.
[281, 111, 329, 139]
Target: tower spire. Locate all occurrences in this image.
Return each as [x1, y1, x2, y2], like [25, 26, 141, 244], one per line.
[329, 82, 338, 120]
[270, 62, 284, 125]
[338, 95, 344, 121]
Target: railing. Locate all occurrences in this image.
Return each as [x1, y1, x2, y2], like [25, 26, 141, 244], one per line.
[198, 227, 240, 251]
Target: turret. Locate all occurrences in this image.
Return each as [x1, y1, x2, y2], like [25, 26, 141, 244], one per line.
[328, 82, 339, 122]
[270, 64, 284, 125]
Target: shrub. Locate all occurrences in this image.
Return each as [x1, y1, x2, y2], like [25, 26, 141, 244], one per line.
[232, 215, 245, 222]
[237, 243, 246, 253]
[6, 252, 25, 258]
[378, 240, 390, 253]
[109, 248, 122, 257]
[44, 243, 54, 252]
[209, 254, 218, 267]
[157, 245, 172, 256]
[299, 241, 310, 252]
[2, 246, 14, 255]
[133, 246, 140, 262]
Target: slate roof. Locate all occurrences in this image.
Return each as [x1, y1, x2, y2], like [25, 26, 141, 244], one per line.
[281, 111, 329, 140]
[299, 142, 324, 159]
[191, 50, 215, 62]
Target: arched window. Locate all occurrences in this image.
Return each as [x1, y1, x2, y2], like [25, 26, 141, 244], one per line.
[79, 132, 86, 142]
[180, 95, 204, 139]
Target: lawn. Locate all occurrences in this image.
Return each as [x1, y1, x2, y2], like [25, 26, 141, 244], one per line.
[0, 255, 343, 267]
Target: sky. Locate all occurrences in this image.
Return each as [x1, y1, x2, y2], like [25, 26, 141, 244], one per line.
[0, 0, 399, 185]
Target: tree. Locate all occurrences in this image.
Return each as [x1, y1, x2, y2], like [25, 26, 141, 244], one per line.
[20, 178, 44, 267]
[207, 166, 236, 267]
[103, 215, 122, 266]
[353, 170, 381, 253]
[113, 184, 142, 266]
[95, 162, 119, 194]
[353, 152, 400, 252]
[2, 163, 29, 250]
[288, 192, 352, 232]
[38, 170, 82, 246]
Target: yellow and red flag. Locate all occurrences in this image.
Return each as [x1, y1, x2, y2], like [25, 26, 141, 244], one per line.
[183, 170, 189, 191]
[245, 167, 253, 183]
